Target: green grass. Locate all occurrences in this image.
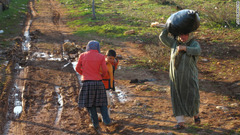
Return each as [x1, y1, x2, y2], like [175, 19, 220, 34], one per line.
[59, 0, 177, 41]
[59, 0, 239, 84]
[58, 0, 240, 58]
[0, 0, 28, 48]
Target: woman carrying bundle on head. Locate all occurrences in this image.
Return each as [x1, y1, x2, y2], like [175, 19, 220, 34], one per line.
[159, 9, 201, 129]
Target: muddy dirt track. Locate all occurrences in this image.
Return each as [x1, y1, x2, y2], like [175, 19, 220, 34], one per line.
[2, 0, 240, 135]
[3, 0, 99, 134]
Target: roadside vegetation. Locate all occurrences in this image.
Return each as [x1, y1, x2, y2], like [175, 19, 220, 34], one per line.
[0, 0, 28, 95]
[59, 0, 240, 81]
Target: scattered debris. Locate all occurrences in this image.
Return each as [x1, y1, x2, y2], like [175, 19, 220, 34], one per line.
[216, 106, 229, 112]
[230, 103, 238, 107]
[201, 58, 208, 62]
[63, 42, 80, 54]
[128, 85, 136, 88]
[116, 54, 123, 60]
[0, 30, 4, 34]
[150, 22, 165, 28]
[135, 85, 149, 91]
[30, 29, 42, 39]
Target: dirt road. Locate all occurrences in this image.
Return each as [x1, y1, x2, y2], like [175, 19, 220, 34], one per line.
[3, 0, 99, 134]
[2, 0, 240, 135]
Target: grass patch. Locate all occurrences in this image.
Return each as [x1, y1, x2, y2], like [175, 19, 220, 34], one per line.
[74, 24, 129, 38]
[60, 0, 239, 83]
[185, 124, 201, 134]
[0, 0, 28, 48]
[61, 0, 239, 40]
[59, 0, 176, 41]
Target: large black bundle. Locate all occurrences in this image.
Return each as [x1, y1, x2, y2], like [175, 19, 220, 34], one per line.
[166, 9, 200, 37]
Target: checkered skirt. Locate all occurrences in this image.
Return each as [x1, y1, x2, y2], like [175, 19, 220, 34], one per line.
[78, 81, 108, 108]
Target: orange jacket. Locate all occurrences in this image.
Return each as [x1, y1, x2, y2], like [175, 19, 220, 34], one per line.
[102, 60, 118, 90]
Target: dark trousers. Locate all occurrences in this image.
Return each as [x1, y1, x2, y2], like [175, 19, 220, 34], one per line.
[87, 106, 111, 128]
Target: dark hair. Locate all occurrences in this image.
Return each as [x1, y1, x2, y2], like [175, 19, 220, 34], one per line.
[106, 50, 116, 57]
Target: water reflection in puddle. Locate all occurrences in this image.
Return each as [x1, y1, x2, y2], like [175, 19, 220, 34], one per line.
[31, 52, 62, 61]
[12, 64, 25, 118]
[111, 87, 128, 103]
[54, 86, 63, 125]
[22, 20, 32, 52]
[3, 61, 9, 66]
[72, 61, 82, 85]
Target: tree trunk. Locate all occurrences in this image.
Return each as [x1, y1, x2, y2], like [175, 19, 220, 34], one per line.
[92, 0, 96, 20]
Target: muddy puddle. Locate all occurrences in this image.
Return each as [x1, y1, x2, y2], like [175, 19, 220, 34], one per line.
[31, 52, 62, 61]
[113, 87, 128, 103]
[3, 63, 25, 135]
[12, 63, 24, 118]
[54, 86, 63, 125]
[22, 20, 32, 52]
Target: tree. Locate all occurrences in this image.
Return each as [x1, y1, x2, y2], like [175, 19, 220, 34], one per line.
[92, 0, 96, 19]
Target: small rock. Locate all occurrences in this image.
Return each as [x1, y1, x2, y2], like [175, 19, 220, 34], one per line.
[216, 106, 229, 111]
[150, 22, 165, 28]
[230, 103, 238, 107]
[201, 58, 208, 62]
[124, 29, 135, 35]
[128, 85, 136, 88]
[136, 85, 149, 91]
[116, 54, 123, 59]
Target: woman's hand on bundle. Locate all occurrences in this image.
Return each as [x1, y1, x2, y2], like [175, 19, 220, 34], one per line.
[177, 45, 187, 52]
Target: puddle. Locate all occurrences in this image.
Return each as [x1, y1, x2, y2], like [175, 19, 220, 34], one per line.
[29, 52, 64, 61]
[111, 87, 128, 103]
[3, 62, 25, 135]
[72, 61, 82, 85]
[3, 61, 9, 66]
[62, 61, 71, 69]
[22, 20, 32, 52]
[54, 86, 63, 125]
[12, 64, 25, 118]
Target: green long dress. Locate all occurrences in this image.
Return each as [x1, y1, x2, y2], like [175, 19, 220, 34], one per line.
[159, 29, 201, 117]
